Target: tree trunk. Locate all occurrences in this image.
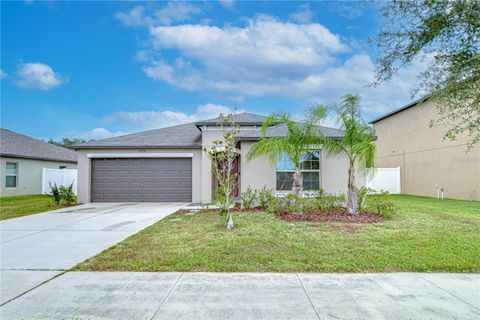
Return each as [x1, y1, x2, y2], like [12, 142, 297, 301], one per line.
[346, 164, 358, 215]
[292, 166, 303, 198]
[226, 211, 234, 229]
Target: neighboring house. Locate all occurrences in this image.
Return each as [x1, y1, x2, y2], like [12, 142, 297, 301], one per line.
[370, 98, 480, 201]
[71, 113, 365, 204]
[0, 129, 78, 197]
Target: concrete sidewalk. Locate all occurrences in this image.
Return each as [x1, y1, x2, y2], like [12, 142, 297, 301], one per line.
[1, 272, 478, 320]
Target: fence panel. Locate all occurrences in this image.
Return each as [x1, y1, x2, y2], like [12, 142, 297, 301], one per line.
[42, 168, 78, 195]
[366, 167, 401, 194]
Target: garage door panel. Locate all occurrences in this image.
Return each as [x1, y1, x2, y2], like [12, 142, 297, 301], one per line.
[91, 158, 192, 202]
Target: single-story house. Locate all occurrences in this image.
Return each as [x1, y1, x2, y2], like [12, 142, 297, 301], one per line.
[370, 98, 480, 201]
[0, 129, 78, 197]
[71, 113, 365, 204]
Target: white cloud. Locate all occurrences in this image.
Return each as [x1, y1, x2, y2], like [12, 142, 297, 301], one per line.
[63, 128, 127, 140]
[105, 103, 243, 129]
[115, 6, 149, 27]
[0, 70, 7, 78]
[289, 3, 314, 23]
[154, 2, 201, 25]
[115, 2, 201, 27]
[219, 0, 235, 9]
[14, 62, 67, 90]
[143, 15, 348, 95]
[118, 7, 424, 117]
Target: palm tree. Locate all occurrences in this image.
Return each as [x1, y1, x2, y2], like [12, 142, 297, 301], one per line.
[322, 94, 376, 215]
[246, 108, 326, 197]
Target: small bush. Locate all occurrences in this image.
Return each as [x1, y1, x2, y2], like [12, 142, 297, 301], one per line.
[49, 182, 61, 205]
[317, 193, 345, 214]
[356, 186, 369, 212]
[268, 193, 304, 213]
[367, 191, 395, 219]
[258, 186, 275, 209]
[240, 186, 257, 209]
[59, 182, 76, 205]
[213, 189, 228, 217]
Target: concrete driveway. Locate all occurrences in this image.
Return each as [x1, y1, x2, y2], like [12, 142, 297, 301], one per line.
[0, 202, 186, 304]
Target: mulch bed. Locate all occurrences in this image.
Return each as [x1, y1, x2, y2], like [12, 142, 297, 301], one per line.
[276, 209, 383, 224]
[175, 207, 383, 224]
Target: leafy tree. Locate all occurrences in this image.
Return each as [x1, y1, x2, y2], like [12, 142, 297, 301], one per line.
[47, 137, 87, 148]
[321, 94, 376, 215]
[204, 114, 239, 229]
[246, 107, 327, 198]
[374, 0, 480, 150]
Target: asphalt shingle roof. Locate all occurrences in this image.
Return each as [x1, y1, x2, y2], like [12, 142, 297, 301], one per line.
[0, 129, 78, 163]
[70, 122, 203, 149]
[70, 112, 344, 150]
[195, 112, 267, 126]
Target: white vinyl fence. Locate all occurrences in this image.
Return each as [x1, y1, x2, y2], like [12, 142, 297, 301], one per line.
[42, 168, 78, 195]
[366, 167, 401, 194]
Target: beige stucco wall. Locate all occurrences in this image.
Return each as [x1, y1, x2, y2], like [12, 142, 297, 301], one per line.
[321, 153, 366, 195]
[239, 141, 276, 192]
[239, 141, 365, 196]
[373, 100, 480, 200]
[0, 157, 77, 197]
[75, 148, 202, 204]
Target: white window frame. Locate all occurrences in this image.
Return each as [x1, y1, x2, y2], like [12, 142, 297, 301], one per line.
[275, 150, 321, 193]
[5, 162, 18, 188]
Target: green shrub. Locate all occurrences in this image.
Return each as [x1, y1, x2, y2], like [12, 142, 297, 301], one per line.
[317, 193, 345, 214]
[302, 197, 319, 211]
[213, 189, 228, 217]
[268, 193, 304, 213]
[258, 186, 275, 209]
[367, 191, 395, 219]
[240, 186, 257, 209]
[49, 182, 61, 205]
[59, 182, 76, 205]
[356, 186, 369, 212]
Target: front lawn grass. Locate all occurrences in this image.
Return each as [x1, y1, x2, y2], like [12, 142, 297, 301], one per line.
[0, 194, 62, 220]
[75, 195, 480, 272]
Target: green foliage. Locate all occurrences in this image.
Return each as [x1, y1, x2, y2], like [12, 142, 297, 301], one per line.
[318, 193, 346, 214]
[367, 191, 395, 219]
[246, 107, 327, 196]
[258, 185, 275, 209]
[59, 182, 76, 205]
[267, 191, 346, 215]
[49, 182, 61, 205]
[320, 94, 376, 214]
[240, 187, 257, 209]
[267, 194, 304, 213]
[356, 186, 369, 212]
[375, 0, 480, 150]
[47, 137, 87, 148]
[204, 114, 240, 229]
[49, 182, 76, 205]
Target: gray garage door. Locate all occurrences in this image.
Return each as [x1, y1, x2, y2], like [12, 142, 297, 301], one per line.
[91, 158, 192, 202]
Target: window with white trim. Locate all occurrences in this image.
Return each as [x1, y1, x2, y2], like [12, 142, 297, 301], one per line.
[276, 151, 320, 191]
[5, 162, 18, 188]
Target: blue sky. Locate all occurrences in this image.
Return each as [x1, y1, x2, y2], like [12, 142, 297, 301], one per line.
[1, 1, 423, 140]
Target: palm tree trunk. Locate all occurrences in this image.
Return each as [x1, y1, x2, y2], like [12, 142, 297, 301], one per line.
[347, 164, 358, 215]
[292, 167, 303, 198]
